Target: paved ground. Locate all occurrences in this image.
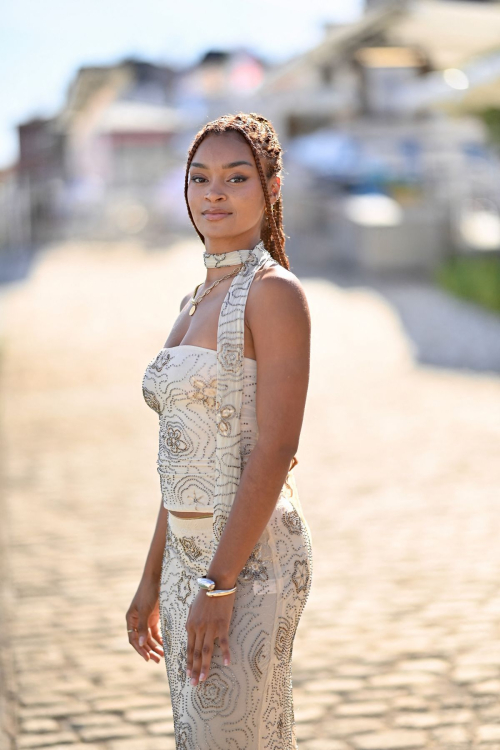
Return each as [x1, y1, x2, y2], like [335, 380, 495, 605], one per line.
[1, 237, 500, 750]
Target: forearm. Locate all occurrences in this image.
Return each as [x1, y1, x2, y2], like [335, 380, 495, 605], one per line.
[206, 439, 295, 589]
[140, 498, 169, 585]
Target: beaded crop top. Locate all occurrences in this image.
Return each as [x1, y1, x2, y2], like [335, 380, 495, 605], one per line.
[142, 344, 259, 512]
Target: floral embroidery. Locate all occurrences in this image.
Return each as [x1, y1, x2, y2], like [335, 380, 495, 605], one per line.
[177, 642, 188, 684]
[142, 387, 162, 415]
[189, 375, 217, 409]
[164, 423, 188, 453]
[183, 487, 207, 506]
[152, 349, 172, 372]
[239, 542, 269, 583]
[217, 342, 243, 373]
[215, 401, 236, 436]
[160, 601, 173, 657]
[291, 558, 310, 594]
[282, 508, 302, 535]
[175, 569, 192, 604]
[175, 721, 194, 750]
[196, 672, 230, 710]
[179, 536, 203, 561]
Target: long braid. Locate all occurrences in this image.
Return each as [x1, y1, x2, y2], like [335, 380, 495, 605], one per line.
[183, 112, 290, 270]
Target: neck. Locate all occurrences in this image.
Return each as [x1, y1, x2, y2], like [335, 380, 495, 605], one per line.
[203, 235, 261, 255]
[203, 240, 261, 282]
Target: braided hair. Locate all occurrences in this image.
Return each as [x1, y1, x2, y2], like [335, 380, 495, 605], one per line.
[184, 111, 290, 270]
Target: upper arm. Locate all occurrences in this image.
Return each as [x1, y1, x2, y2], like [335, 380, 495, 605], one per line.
[246, 271, 311, 455]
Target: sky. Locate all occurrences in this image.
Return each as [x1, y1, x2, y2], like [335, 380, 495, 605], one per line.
[0, 0, 363, 170]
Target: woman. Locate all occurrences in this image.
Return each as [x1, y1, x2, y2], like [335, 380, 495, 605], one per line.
[127, 112, 313, 749]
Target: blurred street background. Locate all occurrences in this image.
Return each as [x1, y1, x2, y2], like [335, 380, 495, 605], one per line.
[1, 1, 500, 748]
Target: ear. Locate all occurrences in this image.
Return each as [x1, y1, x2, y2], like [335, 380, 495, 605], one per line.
[270, 175, 281, 203]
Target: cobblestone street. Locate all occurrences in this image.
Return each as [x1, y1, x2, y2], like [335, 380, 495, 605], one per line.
[1, 237, 500, 749]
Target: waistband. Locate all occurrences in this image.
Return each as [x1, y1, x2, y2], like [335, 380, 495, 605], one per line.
[157, 459, 215, 476]
[168, 512, 214, 536]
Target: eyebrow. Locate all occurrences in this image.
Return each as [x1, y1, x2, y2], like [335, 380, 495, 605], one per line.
[190, 160, 254, 170]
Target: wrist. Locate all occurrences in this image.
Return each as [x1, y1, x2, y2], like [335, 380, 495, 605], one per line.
[141, 566, 161, 586]
[205, 571, 238, 589]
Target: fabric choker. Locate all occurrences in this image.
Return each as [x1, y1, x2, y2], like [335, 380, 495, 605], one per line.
[203, 247, 253, 268]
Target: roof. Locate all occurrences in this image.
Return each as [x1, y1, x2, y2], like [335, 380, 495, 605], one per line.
[258, 0, 500, 93]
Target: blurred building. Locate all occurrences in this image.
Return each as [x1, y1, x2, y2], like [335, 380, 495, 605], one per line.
[252, 0, 500, 274]
[5, 1, 500, 277]
[7, 50, 267, 246]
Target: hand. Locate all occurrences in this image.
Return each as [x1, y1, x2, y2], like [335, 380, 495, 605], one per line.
[126, 580, 164, 663]
[185, 587, 235, 686]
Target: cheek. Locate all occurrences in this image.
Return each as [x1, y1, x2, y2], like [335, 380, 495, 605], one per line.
[186, 184, 198, 207]
[233, 183, 264, 215]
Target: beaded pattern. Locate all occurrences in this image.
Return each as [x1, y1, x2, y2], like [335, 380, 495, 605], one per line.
[142, 345, 259, 511]
[160, 475, 313, 749]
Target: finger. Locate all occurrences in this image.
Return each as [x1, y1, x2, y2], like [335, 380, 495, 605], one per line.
[190, 628, 205, 686]
[199, 626, 217, 683]
[148, 623, 164, 651]
[186, 619, 195, 678]
[146, 632, 164, 662]
[218, 629, 231, 667]
[151, 622, 163, 645]
[128, 630, 151, 662]
[137, 616, 149, 649]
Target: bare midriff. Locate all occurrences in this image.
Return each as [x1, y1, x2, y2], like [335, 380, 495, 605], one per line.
[168, 510, 214, 519]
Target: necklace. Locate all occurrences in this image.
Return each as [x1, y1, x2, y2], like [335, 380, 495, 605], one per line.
[188, 264, 243, 316]
[191, 241, 264, 315]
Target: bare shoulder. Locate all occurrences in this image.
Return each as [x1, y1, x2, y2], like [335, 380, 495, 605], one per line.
[246, 262, 310, 361]
[247, 262, 310, 327]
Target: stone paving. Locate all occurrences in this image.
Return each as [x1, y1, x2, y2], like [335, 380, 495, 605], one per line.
[1, 236, 500, 750]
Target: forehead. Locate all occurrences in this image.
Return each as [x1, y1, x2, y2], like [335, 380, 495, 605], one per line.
[191, 132, 255, 167]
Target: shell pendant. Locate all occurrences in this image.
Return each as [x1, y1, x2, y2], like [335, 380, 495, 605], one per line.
[189, 304, 196, 316]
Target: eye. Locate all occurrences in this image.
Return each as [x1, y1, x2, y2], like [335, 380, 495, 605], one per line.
[190, 175, 248, 184]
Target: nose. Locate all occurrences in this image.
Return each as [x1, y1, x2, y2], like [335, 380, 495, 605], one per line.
[205, 190, 226, 202]
[204, 178, 227, 201]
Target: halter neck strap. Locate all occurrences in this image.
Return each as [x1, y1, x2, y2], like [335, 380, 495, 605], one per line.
[211, 239, 273, 552]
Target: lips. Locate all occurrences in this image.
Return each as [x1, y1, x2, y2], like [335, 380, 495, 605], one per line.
[202, 211, 232, 221]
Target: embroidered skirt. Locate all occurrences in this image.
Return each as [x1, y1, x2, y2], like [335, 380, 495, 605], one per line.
[158, 472, 313, 750]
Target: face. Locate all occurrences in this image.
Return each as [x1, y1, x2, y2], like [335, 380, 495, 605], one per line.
[187, 131, 280, 250]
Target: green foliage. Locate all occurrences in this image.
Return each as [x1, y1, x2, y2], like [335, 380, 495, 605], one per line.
[434, 255, 500, 315]
[477, 107, 500, 147]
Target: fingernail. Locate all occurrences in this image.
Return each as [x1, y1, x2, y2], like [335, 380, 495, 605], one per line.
[224, 658, 229, 666]
[186, 668, 191, 677]
[190, 677, 197, 685]
[139, 636, 145, 647]
[199, 672, 205, 681]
